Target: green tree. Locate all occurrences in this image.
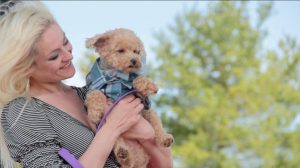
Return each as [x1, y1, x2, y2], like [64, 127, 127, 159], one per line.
[150, 1, 300, 168]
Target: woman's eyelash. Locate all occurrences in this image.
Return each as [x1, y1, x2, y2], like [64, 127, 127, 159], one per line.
[49, 54, 59, 61]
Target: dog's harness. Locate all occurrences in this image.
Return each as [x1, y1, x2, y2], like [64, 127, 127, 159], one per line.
[86, 58, 138, 100]
[86, 58, 151, 109]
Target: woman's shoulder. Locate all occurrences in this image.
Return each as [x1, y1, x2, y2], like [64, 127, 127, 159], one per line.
[1, 97, 44, 128]
[2, 96, 38, 110]
[2, 97, 34, 115]
[1, 96, 58, 142]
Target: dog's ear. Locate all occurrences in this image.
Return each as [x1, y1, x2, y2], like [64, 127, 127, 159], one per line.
[86, 34, 109, 49]
[138, 39, 147, 57]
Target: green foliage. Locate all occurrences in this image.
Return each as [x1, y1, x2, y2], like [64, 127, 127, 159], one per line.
[150, 1, 300, 168]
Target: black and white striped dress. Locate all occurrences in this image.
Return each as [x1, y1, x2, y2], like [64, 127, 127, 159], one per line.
[1, 86, 120, 168]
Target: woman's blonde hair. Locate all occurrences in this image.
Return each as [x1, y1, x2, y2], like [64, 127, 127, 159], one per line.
[0, 1, 55, 107]
[0, 1, 55, 167]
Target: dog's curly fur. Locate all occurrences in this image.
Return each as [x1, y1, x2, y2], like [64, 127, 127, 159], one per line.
[85, 28, 174, 168]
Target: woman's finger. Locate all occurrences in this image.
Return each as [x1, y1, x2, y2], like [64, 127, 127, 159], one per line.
[122, 95, 135, 103]
[130, 98, 141, 107]
[135, 104, 144, 111]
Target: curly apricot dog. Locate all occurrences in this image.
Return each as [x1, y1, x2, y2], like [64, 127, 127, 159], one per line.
[85, 28, 174, 168]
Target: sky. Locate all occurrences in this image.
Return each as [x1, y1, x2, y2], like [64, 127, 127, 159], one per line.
[43, 1, 300, 87]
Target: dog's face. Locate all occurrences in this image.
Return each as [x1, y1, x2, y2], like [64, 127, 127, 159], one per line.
[86, 29, 146, 73]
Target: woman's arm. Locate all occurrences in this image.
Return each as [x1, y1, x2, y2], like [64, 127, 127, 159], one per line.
[79, 95, 144, 168]
[122, 117, 155, 141]
[78, 123, 119, 168]
[140, 139, 173, 168]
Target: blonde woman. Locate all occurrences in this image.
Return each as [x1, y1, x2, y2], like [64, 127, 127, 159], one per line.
[0, 1, 172, 168]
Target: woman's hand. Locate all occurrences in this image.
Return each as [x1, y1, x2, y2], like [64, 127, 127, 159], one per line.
[122, 117, 155, 141]
[79, 95, 144, 168]
[140, 139, 173, 168]
[104, 95, 144, 137]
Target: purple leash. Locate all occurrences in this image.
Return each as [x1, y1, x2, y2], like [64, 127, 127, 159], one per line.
[58, 90, 137, 168]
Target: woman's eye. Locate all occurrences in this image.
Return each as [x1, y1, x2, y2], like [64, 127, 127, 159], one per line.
[49, 54, 59, 61]
[117, 49, 125, 53]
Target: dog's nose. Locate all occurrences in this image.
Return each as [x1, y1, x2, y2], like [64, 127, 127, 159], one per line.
[130, 59, 137, 65]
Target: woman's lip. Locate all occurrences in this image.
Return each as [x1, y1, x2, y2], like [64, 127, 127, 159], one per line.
[61, 62, 71, 69]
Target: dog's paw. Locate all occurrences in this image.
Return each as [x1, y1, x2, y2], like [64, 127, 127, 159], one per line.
[133, 77, 158, 96]
[117, 147, 129, 160]
[147, 82, 158, 95]
[160, 134, 174, 147]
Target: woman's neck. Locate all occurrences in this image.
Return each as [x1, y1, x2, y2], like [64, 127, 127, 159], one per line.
[29, 81, 70, 97]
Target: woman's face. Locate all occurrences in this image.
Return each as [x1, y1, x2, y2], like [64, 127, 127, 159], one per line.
[29, 23, 75, 84]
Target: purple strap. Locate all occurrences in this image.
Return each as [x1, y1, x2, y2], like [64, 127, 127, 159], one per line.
[58, 148, 84, 168]
[59, 90, 137, 168]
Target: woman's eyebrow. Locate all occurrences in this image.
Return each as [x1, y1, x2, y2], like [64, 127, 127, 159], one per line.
[47, 32, 66, 56]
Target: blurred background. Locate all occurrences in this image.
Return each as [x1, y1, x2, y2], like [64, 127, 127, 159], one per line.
[44, 1, 300, 168]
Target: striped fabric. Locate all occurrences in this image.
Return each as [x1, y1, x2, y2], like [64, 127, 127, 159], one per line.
[0, 86, 120, 168]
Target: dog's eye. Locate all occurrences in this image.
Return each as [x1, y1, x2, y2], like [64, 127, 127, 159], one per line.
[117, 49, 125, 53]
[134, 50, 140, 54]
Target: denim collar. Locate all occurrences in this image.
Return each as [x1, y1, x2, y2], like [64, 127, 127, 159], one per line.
[86, 57, 142, 88]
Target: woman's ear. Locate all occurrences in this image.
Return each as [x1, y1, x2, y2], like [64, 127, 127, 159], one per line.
[26, 64, 36, 77]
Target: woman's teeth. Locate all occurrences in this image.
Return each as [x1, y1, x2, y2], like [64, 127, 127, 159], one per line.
[62, 62, 71, 69]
